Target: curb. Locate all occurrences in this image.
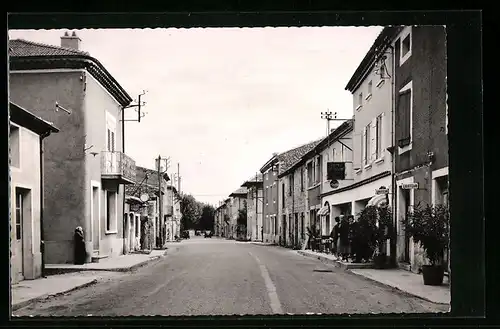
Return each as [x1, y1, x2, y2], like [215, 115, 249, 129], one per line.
[12, 278, 98, 311]
[296, 251, 374, 270]
[250, 242, 278, 247]
[346, 270, 450, 306]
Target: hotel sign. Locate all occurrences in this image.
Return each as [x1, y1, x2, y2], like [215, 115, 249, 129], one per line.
[402, 183, 419, 190]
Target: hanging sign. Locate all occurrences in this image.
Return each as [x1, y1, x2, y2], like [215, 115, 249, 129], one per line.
[330, 179, 339, 189]
[327, 162, 346, 180]
[402, 183, 419, 189]
[375, 186, 389, 195]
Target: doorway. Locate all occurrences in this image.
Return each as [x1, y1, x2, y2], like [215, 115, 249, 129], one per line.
[14, 187, 31, 281]
[294, 213, 299, 247]
[402, 189, 411, 263]
[281, 215, 287, 246]
[129, 213, 135, 251]
[91, 185, 100, 253]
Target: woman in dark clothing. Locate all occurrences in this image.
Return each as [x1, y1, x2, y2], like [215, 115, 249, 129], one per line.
[74, 226, 87, 265]
[330, 217, 340, 255]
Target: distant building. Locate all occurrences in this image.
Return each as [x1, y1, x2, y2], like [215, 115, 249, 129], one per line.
[9, 32, 137, 264]
[241, 173, 263, 241]
[10, 102, 59, 283]
[228, 187, 248, 240]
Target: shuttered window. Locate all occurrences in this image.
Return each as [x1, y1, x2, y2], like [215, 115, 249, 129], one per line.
[397, 90, 412, 147]
[364, 124, 371, 165]
[376, 114, 384, 159]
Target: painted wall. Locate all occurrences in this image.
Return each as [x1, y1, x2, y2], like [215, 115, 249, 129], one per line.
[351, 48, 394, 184]
[10, 70, 87, 264]
[262, 167, 279, 243]
[246, 186, 263, 241]
[84, 70, 125, 260]
[10, 124, 42, 283]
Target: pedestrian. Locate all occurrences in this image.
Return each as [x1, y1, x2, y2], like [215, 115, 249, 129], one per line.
[73, 226, 87, 265]
[330, 216, 340, 255]
[338, 215, 351, 262]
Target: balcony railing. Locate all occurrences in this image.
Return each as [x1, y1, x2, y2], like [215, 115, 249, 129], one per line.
[101, 151, 136, 184]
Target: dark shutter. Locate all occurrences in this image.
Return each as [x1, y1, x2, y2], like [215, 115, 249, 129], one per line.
[397, 90, 411, 147]
[327, 162, 346, 180]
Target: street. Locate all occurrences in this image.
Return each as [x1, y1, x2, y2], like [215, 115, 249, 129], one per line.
[13, 238, 448, 316]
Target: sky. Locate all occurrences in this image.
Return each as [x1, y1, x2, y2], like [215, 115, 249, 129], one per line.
[9, 27, 383, 207]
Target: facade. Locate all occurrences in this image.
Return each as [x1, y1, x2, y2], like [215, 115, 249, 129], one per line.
[392, 26, 448, 273]
[10, 102, 59, 284]
[277, 140, 322, 247]
[241, 174, 263, 241]
[166, 185, 181, 240]
[9, 33, 137, 264]
[228, 187, 248, 240]
[260, 154, 279, 244]
[222, 198, 231, 238]
[343, 27, 399, 231]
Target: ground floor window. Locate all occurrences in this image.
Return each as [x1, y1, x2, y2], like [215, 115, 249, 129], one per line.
[106, 191, 117, 232]
[274, 216, 279, 235]
[300, 213, 305, 239]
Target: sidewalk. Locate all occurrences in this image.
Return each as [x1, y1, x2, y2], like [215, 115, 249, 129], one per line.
[44, 249, 170, 275]
[296, 250, 373, 270]
[12, 249, 175, 311]
[350, 268, 450, 305]
[296, 250, 450, 305]
[249, 241, 277, 246]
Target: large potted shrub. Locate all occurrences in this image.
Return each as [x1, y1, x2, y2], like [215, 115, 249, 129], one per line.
[350, 208, 377, 263]
[404, 203, 450, 286]
[372, 206, 394, 269]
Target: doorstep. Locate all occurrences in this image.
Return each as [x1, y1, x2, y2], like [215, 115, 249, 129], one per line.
[297, 250, 374, 270]
[349, 268, 450, 305]
[44, 250, 168, 275]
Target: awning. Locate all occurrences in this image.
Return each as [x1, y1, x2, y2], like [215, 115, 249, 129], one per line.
[367, 194, 389, 208]
[317, 205, 330, 217]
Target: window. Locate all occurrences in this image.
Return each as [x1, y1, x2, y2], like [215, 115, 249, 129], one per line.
[9, 125, 20, 168]
[376, 114, 384, 159]
[288, 174, 293, 196]
[367, 81, 373, 98]
[400, 28, 412, 65]
[300, 168, 304, 191]
[357, 93, 363, 109]
[15, 190, 23, 240]
[106, 190, 117, 233]
[363, 124, 371, 166]
[307, 162, 313, 187]
[106, 112, 117, 153]
[397, 88, 412, 148]
[315, 156, 322, 184]
[300, 213, 305, 239]
[282, 183, 285, 208]
[274, 216, 278, 235]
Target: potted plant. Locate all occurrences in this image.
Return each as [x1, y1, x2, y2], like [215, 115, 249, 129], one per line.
[372, 206, 394, 269]
[351, 207, 377, 263]
[404, 203, 450, 286]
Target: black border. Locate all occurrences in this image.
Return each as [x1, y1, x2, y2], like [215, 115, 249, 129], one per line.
[5, 9, 485, 328]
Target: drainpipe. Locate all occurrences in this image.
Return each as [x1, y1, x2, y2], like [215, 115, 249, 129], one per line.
[39, 131, 52, 277]
[122, 106, 126, 255]
[388, 44, 397, 267]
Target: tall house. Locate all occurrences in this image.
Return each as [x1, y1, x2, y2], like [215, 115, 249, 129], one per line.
[9, 32, 136, 264]
[241, 173, 263, 241]
[260, 154, 279, 243]
[228, 187, 248, 240]
[344, 27, 400, 217]
[392, 26, 448, 273]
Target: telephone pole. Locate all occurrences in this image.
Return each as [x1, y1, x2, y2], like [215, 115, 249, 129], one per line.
[177, 163, 181, 193]
[156, 155, 170, 247]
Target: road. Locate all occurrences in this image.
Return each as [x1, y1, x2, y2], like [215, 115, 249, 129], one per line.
[13, 238, 448, 316]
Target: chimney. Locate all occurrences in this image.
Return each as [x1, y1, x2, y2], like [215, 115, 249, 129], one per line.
[60, 31, 81, 50]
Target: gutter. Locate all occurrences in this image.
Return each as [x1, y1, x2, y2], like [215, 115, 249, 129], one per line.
[39, 130, 53, 277]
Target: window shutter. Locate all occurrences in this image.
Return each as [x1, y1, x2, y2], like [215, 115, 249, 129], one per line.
[397, 90, 411, 145]
[370, 119, 377, 161]
[107, 129, 111, 151]
[362, 127, 366, 165]
[380, 113, 386, 154]
[111, 131, 115, 152]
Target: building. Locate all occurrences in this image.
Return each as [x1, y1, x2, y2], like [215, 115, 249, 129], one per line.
[391, 26, 448, 273]
[125, 165, 170, 250]
[166, 184, 181, 240]
[10, 102, 59, 283]
[222, 198, 231, 238]
[228, 187, 248, 240]
[304, 120, 355, 237]
[276, 140, 322, 247]
[241, 173, 263, 241]
[9, 32, 137, 264]
[344, 27, 398, 227]
[260, 153, 280, 244]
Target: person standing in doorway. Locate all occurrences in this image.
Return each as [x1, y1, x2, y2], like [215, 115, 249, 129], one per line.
[338, 215, 351, 262]
[330, 216, 340, 256]
[74, 226, 87, 265]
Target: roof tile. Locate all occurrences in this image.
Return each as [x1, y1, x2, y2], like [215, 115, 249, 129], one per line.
[9, 39, 90, 57]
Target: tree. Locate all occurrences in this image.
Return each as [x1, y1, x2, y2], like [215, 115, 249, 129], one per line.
[199, 204, 215, 231]
[179, 193, 202, 230]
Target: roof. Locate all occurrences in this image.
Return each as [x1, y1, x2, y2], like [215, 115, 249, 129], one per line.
[9, 39, 133, 107]
[10, 102, 59, 136]
[229, 187, 248, 197]
[241, 173, 263, 187]
[278, 120, 354, 178]
[345, 26, 403, 92]
[125, 166, 170, 198]
[277, 139, 323, 175]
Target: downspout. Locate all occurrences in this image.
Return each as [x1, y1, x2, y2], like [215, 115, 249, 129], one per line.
[389, 44, 397, 267]
[122, 106, 127, 255]
[39, 131, 51, 277]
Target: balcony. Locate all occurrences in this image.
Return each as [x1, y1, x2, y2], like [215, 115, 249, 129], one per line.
[101, 151, 136, 185]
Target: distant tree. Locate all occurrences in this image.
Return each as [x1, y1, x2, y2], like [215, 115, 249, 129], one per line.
[199, 204, 215, 231]
[179, 193, 202, 230]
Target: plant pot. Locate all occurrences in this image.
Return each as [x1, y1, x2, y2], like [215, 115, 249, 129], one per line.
[422, 265, 445, 286]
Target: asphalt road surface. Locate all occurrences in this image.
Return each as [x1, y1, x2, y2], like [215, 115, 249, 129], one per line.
[13, 238, 449, 316]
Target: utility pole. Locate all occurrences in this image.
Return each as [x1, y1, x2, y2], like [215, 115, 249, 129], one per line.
[156, 155, 170, 248]
[177, 163, 181, 193]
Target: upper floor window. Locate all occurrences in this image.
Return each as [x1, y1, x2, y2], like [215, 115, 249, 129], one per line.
[288, 174, 293, 196]
[375, 114, 384, 159]
[399, 27, 412, 66]
[367, 81, 373, 99]
[315, 156, 322, 184]
[106, 112, 117, 152]
[363, 123, 371, 166]
[9, 124, 20, 168]
[307, 162, 313, 187]
[397, 82, 413, 151]
[357, 93, 363, 109]
[300, 168, 304, 191]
